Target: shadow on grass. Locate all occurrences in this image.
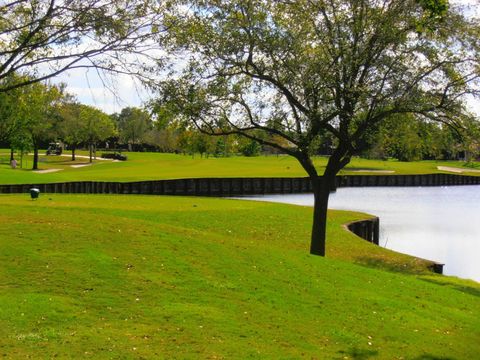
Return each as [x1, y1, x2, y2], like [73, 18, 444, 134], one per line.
[338, 348, 456, 360]
[39, 158, 75, 165]
[463, 162, 480, 169]
[353, 256, 428, 276]
[338, 347, 378, 359]
[420, 277, 480, 298]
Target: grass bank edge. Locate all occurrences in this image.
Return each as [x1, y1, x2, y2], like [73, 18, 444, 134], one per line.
[0, 194, 478, 358]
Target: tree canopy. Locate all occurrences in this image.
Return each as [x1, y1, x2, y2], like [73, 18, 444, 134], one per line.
[3, 79, 66, 169]
[154, 0, 480, 255]
[113, 107, 152, 151]
[0, 0, 162, 92]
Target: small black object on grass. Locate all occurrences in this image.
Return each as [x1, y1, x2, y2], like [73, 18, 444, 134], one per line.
[101, 152, 127, 161]
[29, 188, 40, 200]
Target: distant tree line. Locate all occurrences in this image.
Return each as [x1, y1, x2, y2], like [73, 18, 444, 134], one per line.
[110, 102, 480, 162]
[1, 77, 478, 169]
[111, 104, 271, 158]
[362, 114, 480, 162]
[0, 76, 267, 168]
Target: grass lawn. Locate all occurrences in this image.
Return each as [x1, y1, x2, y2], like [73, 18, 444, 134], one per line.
[0, 194, 478, 359]
[0, 150, 479, 185]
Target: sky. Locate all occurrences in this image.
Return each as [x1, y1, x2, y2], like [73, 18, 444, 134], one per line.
[54, 0, 480, 116]
[54, 68, 152, 115]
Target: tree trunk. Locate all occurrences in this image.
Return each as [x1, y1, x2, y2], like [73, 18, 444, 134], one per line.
[32, 146, 39, 170]
[71, 146, 76, 161]
[309, 175, 336, 256]
[10, 148, 14, 161]
[89, 143, 93, 163]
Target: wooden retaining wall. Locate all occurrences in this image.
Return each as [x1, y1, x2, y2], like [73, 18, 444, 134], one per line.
[336, 173, 480, 187]
[345, 217, 444, 274]
[0, 177, 313, 196]
[1, 173, 479, 196]
[346, 217, 380, 245]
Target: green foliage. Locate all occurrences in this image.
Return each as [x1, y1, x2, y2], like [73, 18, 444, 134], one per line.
[23, 82, 63, 139]
[1, 80, 66, 168]
[57, 102, 116, 161]
[57, 102, 87, 149]
[80, 105, 116, 144]
[113, 107, 152, 150]
[417, 0, 449, 20]
[363, 113, 480, 162]
[369, 114, 424, 162]
[194, 133, 210, 156]
[214, 137, 227, 157]
[0, 77, 23, 142]
[9, 131, 32, 155]
[0, 0, 162, 92]
[239, 139, 261, 157]
[144, 127, 181, 153]
[156, 0, 479, 180]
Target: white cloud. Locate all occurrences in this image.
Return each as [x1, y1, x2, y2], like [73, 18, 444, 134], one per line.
[465, 96, 480, 117]
[53, 67, 153, 114]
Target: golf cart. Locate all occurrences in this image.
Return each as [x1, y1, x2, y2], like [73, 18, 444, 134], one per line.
[46, 142, 63, 155]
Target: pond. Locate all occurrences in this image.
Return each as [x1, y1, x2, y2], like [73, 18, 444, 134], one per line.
[239, 186, 480, 282]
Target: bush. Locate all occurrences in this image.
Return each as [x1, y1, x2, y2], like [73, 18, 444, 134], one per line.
[240, 140, 261, 157]
[101, 152, 127, 161]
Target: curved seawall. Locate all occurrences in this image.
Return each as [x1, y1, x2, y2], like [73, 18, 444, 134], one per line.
[345, 216, 444, 274]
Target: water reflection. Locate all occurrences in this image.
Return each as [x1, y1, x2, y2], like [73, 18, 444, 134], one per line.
[240, 186, 480, 282]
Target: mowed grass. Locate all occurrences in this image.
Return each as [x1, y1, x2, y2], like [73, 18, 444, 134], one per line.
[0, 150, 479, 184]
[0, 194, 478, 359]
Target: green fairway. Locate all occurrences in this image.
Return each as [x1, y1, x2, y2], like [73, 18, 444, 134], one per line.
[0, 194, 478, 359]
[1, 150, 479, 185]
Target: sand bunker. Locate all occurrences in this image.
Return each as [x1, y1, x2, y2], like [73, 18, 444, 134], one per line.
[70, 163, 92, 168]
[33, 169, 63, 174]
[437, 166, 480, 174]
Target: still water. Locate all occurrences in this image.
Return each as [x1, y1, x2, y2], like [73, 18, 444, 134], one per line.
[240, 186, 480, 282]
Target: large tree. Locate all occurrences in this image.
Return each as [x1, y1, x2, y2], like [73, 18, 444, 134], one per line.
[114, 107, 152, 151]
[80, 105, 117, 162]
[22, 82, 64, 170]
[0, 0, 162, 93]
[154, 0, 480, 256]
[0, 79, 22, 160]
[58, 101, 87, 161]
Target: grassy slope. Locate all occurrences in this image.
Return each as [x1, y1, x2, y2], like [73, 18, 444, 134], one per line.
[1, 151, 479, 184]
[0, 194, 478, 359]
